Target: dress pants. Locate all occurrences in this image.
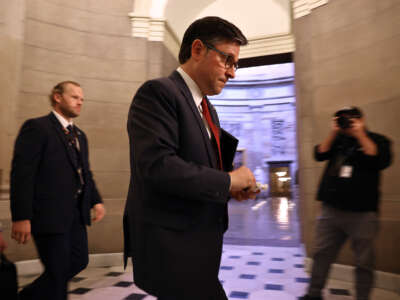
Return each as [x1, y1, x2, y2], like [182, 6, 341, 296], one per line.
[19, 208, 89, 300]
[307, 205, 379, 300]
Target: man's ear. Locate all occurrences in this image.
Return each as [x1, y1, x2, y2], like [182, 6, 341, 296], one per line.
[53, 93, 62, 104]
[191, 39, 205, 61]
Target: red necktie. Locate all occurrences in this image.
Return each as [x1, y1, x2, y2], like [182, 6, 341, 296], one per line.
[201, 97, 223, 170]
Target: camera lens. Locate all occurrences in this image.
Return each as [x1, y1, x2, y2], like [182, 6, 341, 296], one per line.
[337, 116, 351, 129]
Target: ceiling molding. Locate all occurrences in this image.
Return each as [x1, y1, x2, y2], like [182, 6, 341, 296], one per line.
[129, 0, 301, 60]
[241, 34, 295, 59]
[291, 0, 329, 19]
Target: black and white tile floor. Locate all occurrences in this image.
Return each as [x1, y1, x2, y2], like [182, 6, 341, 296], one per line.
[18, 244, 400, 300]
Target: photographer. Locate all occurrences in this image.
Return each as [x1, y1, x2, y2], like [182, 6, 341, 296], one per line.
[300, 107, 392, 300]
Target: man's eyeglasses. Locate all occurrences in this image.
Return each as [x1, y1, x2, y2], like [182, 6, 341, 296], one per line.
[203, 42, 239, 71]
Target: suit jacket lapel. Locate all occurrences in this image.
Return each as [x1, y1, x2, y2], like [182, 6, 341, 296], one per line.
[169, 71, 218, 169]
[47, 113, 79, 170]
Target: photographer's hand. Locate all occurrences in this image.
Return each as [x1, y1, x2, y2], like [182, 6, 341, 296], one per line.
[347, 118, 377, 155]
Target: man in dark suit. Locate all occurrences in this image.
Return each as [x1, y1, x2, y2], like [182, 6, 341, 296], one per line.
[124, 16, 258, 300]
[10, 81, 105, 300]
[0, 222, 7, 252]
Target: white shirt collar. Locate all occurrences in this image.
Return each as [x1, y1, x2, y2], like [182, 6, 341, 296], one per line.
[52, 110, 73, 129]
[177, 67, 203, 110]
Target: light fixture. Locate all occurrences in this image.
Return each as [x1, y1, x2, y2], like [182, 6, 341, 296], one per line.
[278, 177, 290, 182]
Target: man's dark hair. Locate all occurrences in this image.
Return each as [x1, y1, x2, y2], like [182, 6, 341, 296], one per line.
[334, 106, 363, 118]
[49, 80, 81, 106]
[178, 16, 248, 64]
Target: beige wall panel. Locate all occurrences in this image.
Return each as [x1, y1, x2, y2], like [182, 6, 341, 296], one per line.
[15, 92, 50, 122]
[83, 129, 128, 152]
[93, 171, 129, 199]
[78, 78, 141, 104]
[312, 4, 400, 63]
[380, 157, 400, 196]
[313, 67, 400, 120]
[100, 198, 125, 216]
[300, 167, 319, 196]
[297, 115, 314, 143]
[295, 90, 314, 119]
[0, 36, 22, 177]
[313, 42, 400, 88]
[24, 38, 147, 69]
[87, 214, 124, 253]
[86, 0, 134, 15]
[90, 148, 130, 173]
[34, 0, 133, 15]
[77, 101, 129, 130]
[380, 199, 400, 220]
[148, 42, 164, 64]
[82, 35, 147, 62]
[25, 20, 86, 55]
[26, 0, 132, 36]
[362, 101, 400, 141]
[87, 199, 126, 253]
[162, 45, 179, 77]
[299, 141, 318, 169]
[147, 63, 163, 80]
[23, 46, 147, 83]
[0, 0, 25, 188]
[24, 19, 146, 63]
[310, 111, 333, 142]
[294, 68, 314, 95]
[310, 0, 398, 37]
[375, 220, 400, 273]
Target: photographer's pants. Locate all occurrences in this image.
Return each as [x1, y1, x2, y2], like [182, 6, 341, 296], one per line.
[307, 205, 379, 300]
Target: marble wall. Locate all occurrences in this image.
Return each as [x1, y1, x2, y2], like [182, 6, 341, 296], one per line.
[294, 0, 400, 273]
[0, 0, 178, 261]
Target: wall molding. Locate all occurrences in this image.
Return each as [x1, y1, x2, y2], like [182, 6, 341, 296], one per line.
[129, 1, 330, 59]
[241, 33, 295, 59]
[128, 13, 295, 60]
[292, 0, 329, 19]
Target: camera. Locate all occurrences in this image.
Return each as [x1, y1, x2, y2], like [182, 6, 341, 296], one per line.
[334, 107, 362, 130]
[337, 115, 353, 129]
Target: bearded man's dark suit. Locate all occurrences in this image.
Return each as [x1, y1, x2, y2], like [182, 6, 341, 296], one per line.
[10, 112, 102, 300]
[124, 70, 237, 300]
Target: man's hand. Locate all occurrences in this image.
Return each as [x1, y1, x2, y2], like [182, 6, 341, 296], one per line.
[345, 118, 365, 138]
[229, 166, 257, 192]
[0, 232, 7, 252]
[345, 118, 377, 155]
[92, 203, 106, 223]
[331, 116, 341, 133]
[11, 220, 31, 244]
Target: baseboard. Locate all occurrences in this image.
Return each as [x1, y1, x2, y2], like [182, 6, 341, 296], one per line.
[305, 258, 400, 295]
[15, 252, 125, 276]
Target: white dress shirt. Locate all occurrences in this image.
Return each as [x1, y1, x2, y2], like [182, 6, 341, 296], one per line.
[177, 67, 211, 138]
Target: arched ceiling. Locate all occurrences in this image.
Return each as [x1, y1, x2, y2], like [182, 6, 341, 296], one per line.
[130, 0, 328, 58]
[154, 0, 291, 42]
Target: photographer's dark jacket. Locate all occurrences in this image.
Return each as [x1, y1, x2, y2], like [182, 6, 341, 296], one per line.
[314, 131, 392, 212]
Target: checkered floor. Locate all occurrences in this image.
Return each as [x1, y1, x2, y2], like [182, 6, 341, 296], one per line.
[18, 244, 400, 300]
